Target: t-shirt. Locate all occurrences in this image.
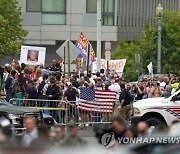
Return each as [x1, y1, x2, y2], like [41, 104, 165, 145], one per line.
[119, 89, 131, 107]
[135, 87, 144, 100]
[26, 85, 37, 99]
[64, 88, 77, 102]
[109, 83, 121, 93]
[160, 81, 166, 89]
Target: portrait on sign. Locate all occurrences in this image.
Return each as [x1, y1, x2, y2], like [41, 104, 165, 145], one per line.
[20, 46, 46, 66]
[27, 50, 39, 62]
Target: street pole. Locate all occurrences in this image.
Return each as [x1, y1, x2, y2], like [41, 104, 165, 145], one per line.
[63, 46, 66, 77]
[67, 40, 70, 77]
[97, 0, 101, 72]
[156, 4, 163, 74]
[107, 61, 109, 70]
[157, 16, 162, 74]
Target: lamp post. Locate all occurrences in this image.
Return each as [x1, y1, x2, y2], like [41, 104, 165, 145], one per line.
[156, 4, 163, 74]
[97, 0, 102, 72]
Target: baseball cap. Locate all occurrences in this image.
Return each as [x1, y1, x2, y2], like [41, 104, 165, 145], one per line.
[5, 64, 10, 67]
[96, 77, 102, 81]
[91, 75, 97, 80]
[67, 82, 72, 86]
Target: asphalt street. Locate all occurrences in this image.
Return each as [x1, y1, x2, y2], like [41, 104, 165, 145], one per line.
[77, 126, 98, 145]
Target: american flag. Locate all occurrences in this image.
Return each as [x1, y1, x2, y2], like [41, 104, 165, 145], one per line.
[79, 87, 116, 113]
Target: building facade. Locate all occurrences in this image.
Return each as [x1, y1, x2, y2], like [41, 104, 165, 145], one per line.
[2, 0, 179, 66]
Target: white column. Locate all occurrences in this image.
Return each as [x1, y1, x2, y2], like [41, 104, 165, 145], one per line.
[97, 0, 102, 72]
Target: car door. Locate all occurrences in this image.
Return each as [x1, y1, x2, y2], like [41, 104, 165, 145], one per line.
[168, 91, 180, 124]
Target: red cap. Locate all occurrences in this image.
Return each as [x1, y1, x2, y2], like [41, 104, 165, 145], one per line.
[96, 77, 102, 81]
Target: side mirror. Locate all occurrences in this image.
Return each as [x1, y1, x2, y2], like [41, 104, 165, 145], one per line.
[172, 95, 177, 102]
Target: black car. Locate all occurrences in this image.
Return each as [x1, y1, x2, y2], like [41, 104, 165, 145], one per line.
[0, 99, 43, 134]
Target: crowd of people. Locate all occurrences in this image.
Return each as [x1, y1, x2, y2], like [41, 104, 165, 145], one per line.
[0, 60, 179, 151]
[0, 60, 179, 121]
[0, 115, 179, 150]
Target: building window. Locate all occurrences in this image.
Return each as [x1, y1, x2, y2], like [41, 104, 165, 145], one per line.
[102, 0, 114, 26]
[42, 0, 66, 24]
[42, 14, 66, 25]
[86, 0, 97, 13]
[42, 0, 65, 12]
[27, 0, 41, 12]
[86, 0, 115, 25]
[26, 0, 66, 25]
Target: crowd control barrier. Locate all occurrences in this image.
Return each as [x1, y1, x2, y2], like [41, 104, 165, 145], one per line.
[9, 98, 129, 126]
[9, 98, 67, 124]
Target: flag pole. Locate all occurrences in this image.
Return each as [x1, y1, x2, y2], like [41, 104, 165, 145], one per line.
[86, 43, 90, 74]
[67, 40, 70, 77]
[63, 46, 66, 77]
[97, 0, 101, 72]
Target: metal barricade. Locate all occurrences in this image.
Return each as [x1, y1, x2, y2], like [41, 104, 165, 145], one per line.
[9, 98, 132, 126]
[9, 98, 67, 124]
[66, 100, 118, 125]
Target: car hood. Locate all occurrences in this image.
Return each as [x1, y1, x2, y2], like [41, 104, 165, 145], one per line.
[0, 105, 39, 114]
[133, 97, 167, 108]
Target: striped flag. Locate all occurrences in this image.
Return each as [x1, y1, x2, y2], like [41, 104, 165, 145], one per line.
[79, 87, 116, 113]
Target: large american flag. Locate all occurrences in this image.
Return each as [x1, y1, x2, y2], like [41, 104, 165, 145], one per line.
[78, 87, 116, 113]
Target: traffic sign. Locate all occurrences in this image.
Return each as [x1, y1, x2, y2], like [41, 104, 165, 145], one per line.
[105, 51, 111, 61]
[105, 41, 111, 51]
[56, 40, 81, 63]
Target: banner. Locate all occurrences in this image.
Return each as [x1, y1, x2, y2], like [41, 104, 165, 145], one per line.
[75, 32, 89, 61]
[90, 44, 96, 62]
[147, 62, 153, 78]
[92, 59, 126, 75]
[20, 46, 46, 66]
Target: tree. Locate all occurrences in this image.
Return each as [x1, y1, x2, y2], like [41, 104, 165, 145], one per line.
[112, 11, 180, 81]
[0, 0, 28, 57]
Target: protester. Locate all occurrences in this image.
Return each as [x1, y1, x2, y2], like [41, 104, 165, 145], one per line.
[134, 80, 145, 100]
[109, 78, 121, 99]
[125, 126, 138, 139]
[137, 121, 150, 138]
[118, 84, 132, 121]
[112, 117, 126, 143]
[61, 120, 86, 147]
[54, 124, 65, 145]
[64, 82, 79, 119]
[31, 123, 50, 147]
[46, 78, 61, 120]
[23, 67, 31, 92]
[5, 70, 18, 102]
[151, 80, 162, 97]
[26, 80, 38, 106]
[162, 85, 172, 98]
[94, 76, 105, 90]
[22, 116, 38, 146]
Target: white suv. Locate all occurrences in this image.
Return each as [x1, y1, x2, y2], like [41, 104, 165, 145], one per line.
[131, 89, 180, 128]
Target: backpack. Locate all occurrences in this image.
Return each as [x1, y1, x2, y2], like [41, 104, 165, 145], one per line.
[10, 78, 19, 94]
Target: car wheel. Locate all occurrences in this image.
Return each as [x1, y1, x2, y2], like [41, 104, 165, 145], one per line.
[145, 117, 166, 129]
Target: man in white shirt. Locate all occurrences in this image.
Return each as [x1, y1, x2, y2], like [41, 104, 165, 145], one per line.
[109, 78, 121, 99]
[22, 116, 38, 146]
[158, 75, 166, 89]
[109, 78, 121, 92]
